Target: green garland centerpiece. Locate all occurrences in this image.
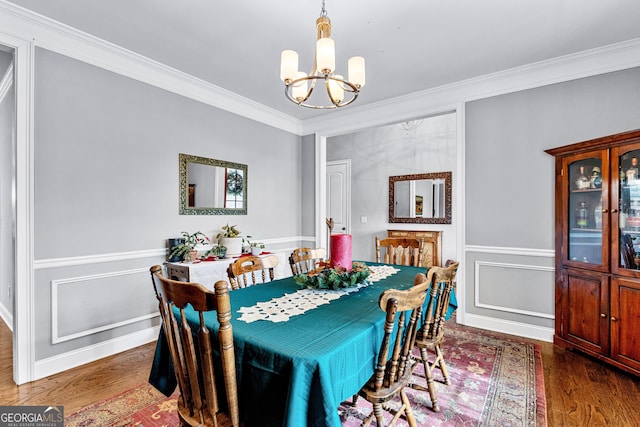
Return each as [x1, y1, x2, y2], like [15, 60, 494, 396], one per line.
[294, 261, 371, 290]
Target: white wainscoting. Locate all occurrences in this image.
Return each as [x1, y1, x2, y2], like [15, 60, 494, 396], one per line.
[474, 261, 554, 319]
[464, 245, 555, 342]
[30, 237, 311, 380]
[51, 268, 158, 344]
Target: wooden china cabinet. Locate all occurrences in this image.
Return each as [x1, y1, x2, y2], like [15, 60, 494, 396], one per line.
[546, 129, 640, 376]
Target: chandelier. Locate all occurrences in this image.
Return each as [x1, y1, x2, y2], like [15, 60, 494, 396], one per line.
[279, 0, 365, 109]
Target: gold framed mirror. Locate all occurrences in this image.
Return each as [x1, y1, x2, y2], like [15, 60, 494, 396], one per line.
[179, 153, 248, 215]
[389, 171, 451, 224]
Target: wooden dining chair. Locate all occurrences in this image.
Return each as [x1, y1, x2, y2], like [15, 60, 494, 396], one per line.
[289, 247, 327, 275]
[355, 273, 430, 427]
[375, 237, 425, 266]
[409, 261, 459, 412]
[227, 254, 279, 290]
[150, 268, 240, 427]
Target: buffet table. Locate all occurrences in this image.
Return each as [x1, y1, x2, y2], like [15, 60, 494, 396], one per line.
[165, 251, 289, 288]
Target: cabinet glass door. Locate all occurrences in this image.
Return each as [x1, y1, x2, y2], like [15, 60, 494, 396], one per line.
[617, 149, 640, 271]
[568, 158, 603, 265]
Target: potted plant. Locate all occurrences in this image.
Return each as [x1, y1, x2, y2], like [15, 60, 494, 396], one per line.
[169, 231, 209, 262]
[205, 243, 227, 259]
[250, 241, 265, 256]
[216, 224, 243, 256]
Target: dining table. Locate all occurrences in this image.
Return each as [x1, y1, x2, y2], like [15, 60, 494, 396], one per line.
[149, 261, 457, 427]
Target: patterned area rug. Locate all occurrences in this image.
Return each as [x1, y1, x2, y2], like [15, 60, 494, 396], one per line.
[65, 384, 179, 426]
[66, 323, 546, 426]
[340, 322, 547, 426]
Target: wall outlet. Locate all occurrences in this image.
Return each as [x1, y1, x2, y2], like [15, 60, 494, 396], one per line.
[360, 216, 367, 223]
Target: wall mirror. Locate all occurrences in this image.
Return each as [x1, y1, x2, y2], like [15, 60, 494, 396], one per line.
[389, 171, 451, 224]
[179, 153, 247, 215]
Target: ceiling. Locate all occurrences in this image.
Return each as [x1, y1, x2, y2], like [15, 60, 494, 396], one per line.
[7, 0, 640, 121]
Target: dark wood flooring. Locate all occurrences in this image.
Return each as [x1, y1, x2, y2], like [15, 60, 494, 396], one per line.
[1, 320, 638, 425]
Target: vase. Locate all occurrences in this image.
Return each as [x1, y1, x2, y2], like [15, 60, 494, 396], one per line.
[184, 250, 198, 263]
[251, 246, 262, 256]
[223, 237, 243, 256]
[167, 238, 185, 262]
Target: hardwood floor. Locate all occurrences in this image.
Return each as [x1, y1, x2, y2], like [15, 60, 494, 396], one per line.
[1, 319, 639, 425]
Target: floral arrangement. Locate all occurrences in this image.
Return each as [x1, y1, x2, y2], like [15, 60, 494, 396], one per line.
[293, 261, 370, 290]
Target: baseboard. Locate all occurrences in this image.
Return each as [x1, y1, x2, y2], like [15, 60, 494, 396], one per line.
[461, 313, 554, 342]
[0, 302, 12, 332]
[33, 325, 161, 381]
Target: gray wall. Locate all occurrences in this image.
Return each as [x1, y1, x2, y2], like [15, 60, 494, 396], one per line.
[32, 48, 302, 359]
[465, 66, 640, 330]
[327, 113, 457, 262]
[0, 49, 14, 321]
[300, 134, 316, 239]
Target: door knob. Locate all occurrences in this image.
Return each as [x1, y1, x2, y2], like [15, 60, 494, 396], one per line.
[611, 317, 618, 322]
[600, 313, 607, 318]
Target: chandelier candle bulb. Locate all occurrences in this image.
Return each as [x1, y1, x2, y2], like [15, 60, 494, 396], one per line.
[292, 72, 308, 100]
[330, 234, 353, 272]
[328, 75, 344, 103]
[348, 56, 366, 88]
[316, 37, 335, 74]
[280, 50, 298, 82]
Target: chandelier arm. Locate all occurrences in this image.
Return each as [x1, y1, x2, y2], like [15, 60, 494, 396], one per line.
[285, 75, 359, 109]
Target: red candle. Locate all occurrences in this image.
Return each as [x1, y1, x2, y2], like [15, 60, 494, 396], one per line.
[330, 234, 352, 271]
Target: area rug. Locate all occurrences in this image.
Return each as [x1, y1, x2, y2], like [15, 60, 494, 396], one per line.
[66, 323, 547, 426]
[65, 384, 179, 426]
[339, 322, 547, 426]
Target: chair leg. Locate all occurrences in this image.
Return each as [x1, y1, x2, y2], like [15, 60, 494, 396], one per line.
[372, 403, 385, 427]
[420, 347, 440, 412]
[400, 389, 417, 427]
[435, 344, 451, 385]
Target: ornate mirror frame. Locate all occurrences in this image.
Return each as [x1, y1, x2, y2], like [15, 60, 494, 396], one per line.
[389, 171, 452, 224]
[179, 153, 248, 215]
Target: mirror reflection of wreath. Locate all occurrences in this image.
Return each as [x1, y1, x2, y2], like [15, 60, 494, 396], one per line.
[226, 171, 243, 195]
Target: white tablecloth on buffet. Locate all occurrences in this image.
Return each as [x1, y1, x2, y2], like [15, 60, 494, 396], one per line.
[167, 252, 290, 289]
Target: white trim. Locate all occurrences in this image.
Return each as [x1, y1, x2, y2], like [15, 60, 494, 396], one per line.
[0, 302, 12, 331]
[34, 236, 313, 270]
[303, 38, 640, 135]
[316, 134, 327, 250]
[34, 249, 167, 269]
[0, 1, 301, 134]
[34, 325, 161, 381]
[466, 245, 555, 258]
[454, 102, 466, 325]
[3, 29, 36, 385]
[462, 313, 554, 343]
[474, 261, 555, 319]
[3, 2, 639, 137]
[51, 268, 156, 344]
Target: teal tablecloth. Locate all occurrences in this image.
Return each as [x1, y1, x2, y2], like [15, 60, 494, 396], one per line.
[149, 262, 457, 427]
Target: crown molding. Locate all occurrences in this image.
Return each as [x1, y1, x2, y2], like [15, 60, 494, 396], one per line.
[0, 1, 303, 134]
[2, 0, 640, 138]
[303, 37, 640, 136]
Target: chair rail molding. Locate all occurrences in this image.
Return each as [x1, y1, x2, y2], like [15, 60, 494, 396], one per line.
[466, 245, 555, 258]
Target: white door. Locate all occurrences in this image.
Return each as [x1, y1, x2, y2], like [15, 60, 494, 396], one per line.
[326, 160, 350, 235]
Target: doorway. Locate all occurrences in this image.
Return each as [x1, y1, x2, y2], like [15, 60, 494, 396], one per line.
[326, 159, 351, 235]
[0, 46, 16, 381]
